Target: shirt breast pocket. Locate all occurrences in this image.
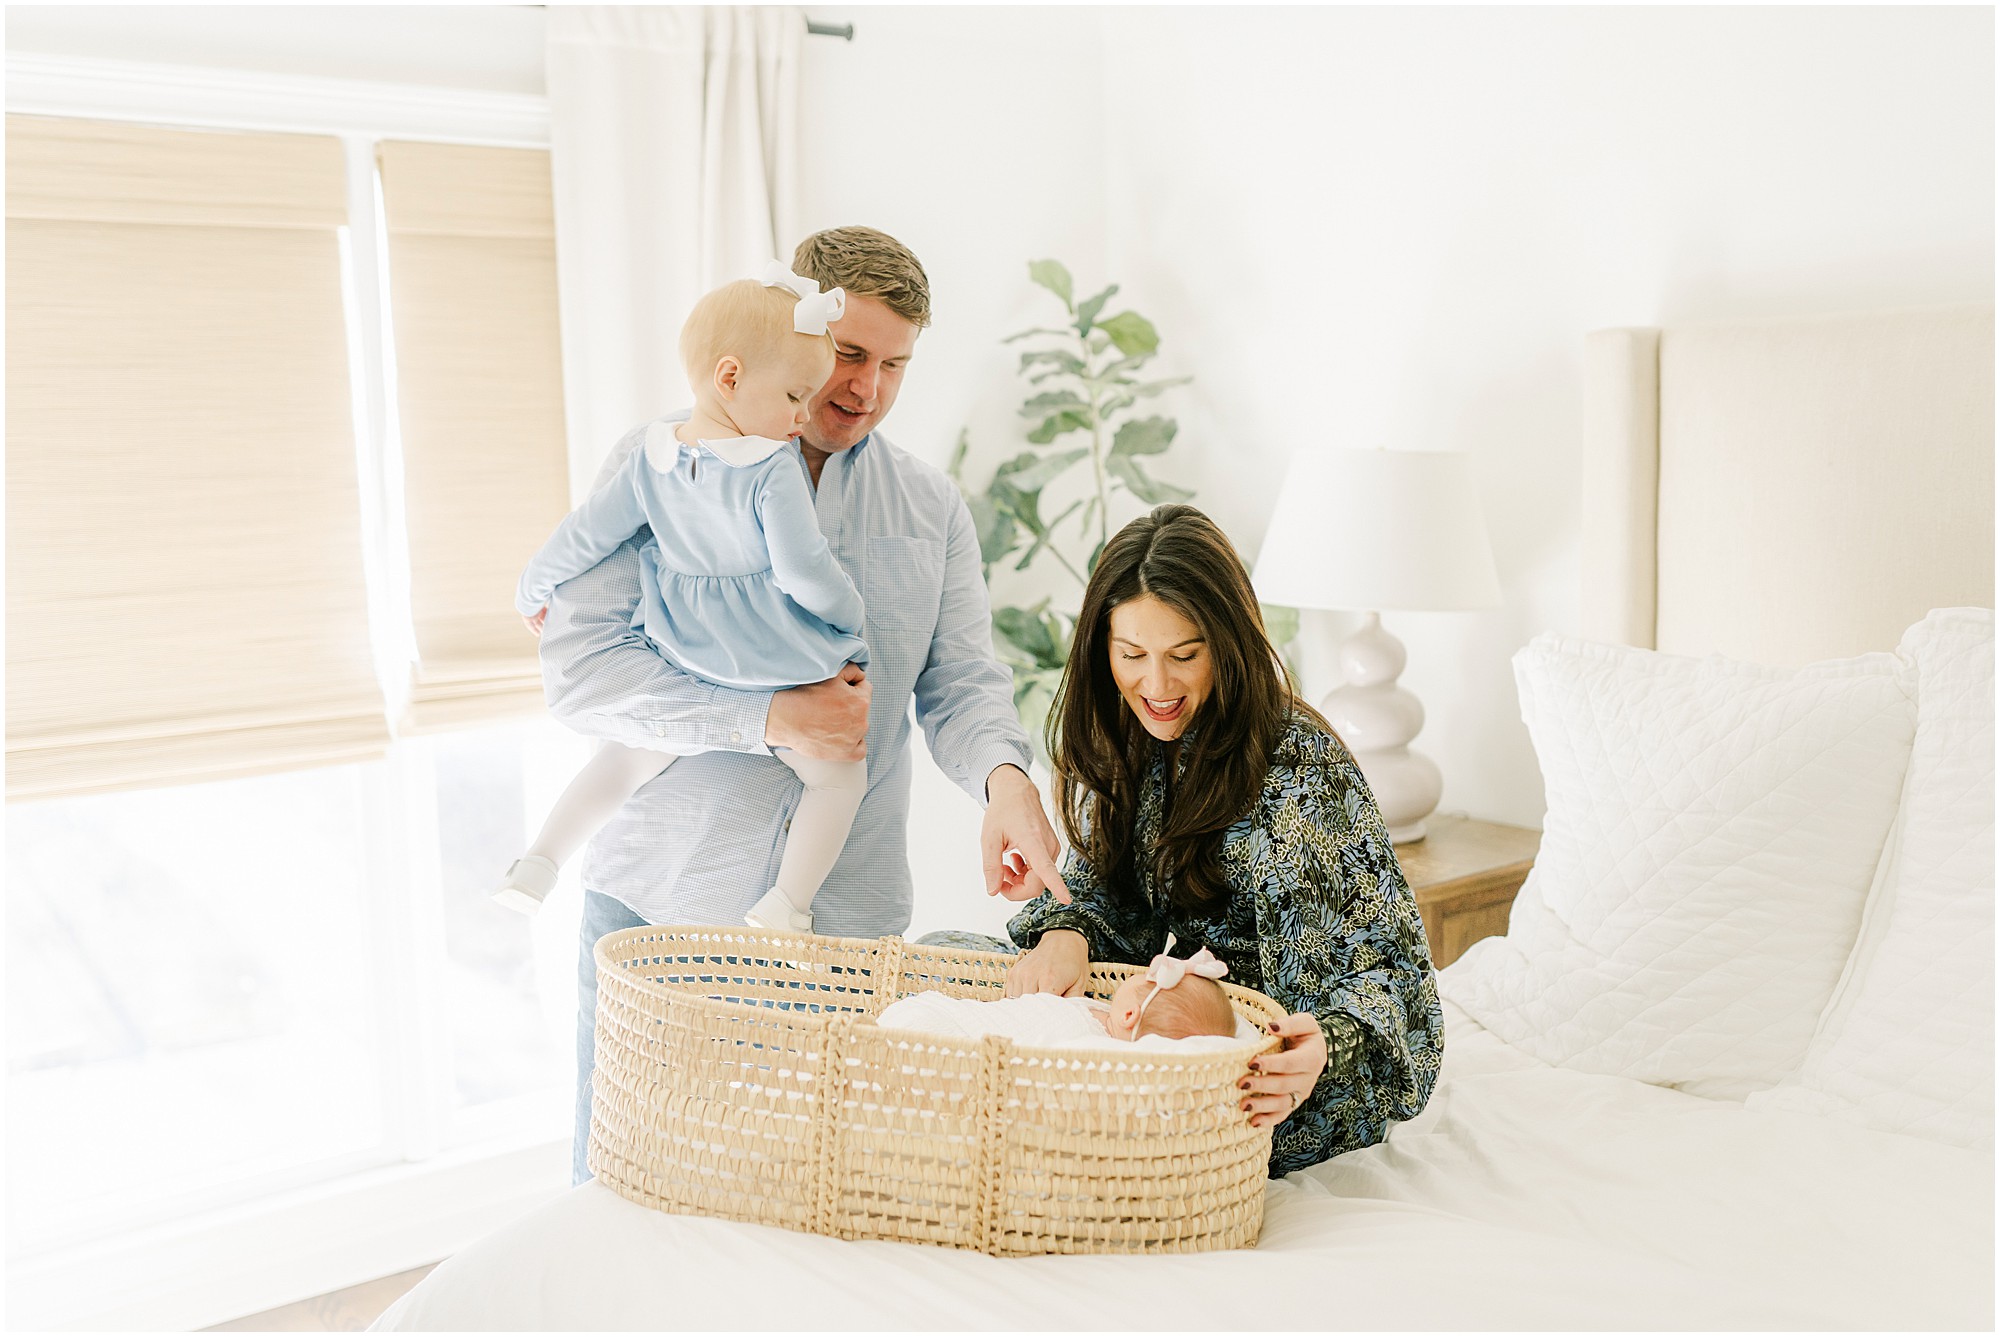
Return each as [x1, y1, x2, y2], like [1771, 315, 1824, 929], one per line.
[863, 535, 945, 634]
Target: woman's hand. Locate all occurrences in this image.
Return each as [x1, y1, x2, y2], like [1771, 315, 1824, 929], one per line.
[1004, 929, 1089, 998]
[1239, 1012, 1328, 1129]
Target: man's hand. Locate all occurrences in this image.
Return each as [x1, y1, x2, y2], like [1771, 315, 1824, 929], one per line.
[1004, 928, 1089, 997]
[981, 764, 1070, 904]
[524, 608, 547, 636]
[765, 662, 869, 761]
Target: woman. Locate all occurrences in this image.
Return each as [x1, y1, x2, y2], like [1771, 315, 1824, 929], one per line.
[949, 504, 1442, 1175]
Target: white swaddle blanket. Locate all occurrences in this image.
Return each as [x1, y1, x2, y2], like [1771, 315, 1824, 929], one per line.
[875, 990, 1257, 1053]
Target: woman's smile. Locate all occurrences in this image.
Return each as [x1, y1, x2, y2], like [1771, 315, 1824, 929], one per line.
[1108, 594, 1213, 741]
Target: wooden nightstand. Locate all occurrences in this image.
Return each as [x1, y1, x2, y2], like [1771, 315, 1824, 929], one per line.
[1394, 814, 1541, 969]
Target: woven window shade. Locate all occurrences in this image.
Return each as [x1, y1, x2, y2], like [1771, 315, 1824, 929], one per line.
[6, 116, 387, 802]
[377, 140, 570, 732]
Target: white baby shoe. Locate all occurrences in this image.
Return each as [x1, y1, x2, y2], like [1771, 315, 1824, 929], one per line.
[745, 887, 813, 934]
[493, 855, 560, 915]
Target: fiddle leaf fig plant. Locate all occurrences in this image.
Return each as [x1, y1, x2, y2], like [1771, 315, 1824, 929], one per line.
[951, 259, 1296, 753]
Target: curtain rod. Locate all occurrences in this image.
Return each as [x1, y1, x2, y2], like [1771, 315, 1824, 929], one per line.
[524, 7, 853, 40]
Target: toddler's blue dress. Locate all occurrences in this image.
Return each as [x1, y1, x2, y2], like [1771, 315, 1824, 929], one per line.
[516, 423, 867, 693]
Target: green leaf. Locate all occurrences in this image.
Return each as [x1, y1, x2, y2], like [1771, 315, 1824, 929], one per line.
[1133, 374, 1192, 399]
[967, 491, 1018, 567]
[1109, 416, 1177, 458]
[994, 446, 1088, 498]
[1028, 259, 1074, 312]
[1096, 310, 1159, 358]
[1087, 332, 1112, 355]
[947, 428, 969, 482]
[1074, 285, 1118, 334]
[1260, 602, 1300, 649]
[1013, 667, 1056, 709]
[1086, 536, 1107, 576]
[1014, 669, 1062, 764]
[1002, 326, 1080, 344]
[1093, 352, 1155, 381]
[1019, 349, 1086, 376]
[1107, 452, 1194, 505]
[993, 604, 1066, 670]
[1025, 409, 1091, 444]
[1015, 499, 1084, 570]
[1019, 390, 1088, 418]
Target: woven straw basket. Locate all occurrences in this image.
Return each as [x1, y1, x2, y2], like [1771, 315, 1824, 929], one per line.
[588, 925, 1286, 1256]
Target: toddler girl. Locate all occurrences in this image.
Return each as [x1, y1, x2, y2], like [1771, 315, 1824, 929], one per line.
[498, 265, 867, 934]
[876, 948, 1243, 1049]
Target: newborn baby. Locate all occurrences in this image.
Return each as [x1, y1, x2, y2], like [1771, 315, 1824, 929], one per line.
[878, 948, 1249, 1052]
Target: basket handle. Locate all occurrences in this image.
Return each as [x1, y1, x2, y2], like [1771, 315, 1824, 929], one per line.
[810, 1015, 854, 1238]
[875, 935, 906, 1014]
[974, 1031, 1012, 1255]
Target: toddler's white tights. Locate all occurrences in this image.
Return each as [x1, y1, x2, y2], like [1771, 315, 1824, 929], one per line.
[524, 741, 866, 912]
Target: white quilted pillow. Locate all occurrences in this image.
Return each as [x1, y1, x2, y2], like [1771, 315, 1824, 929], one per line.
[1747, 609, 1993, 1147]
[1441, 634, 1916, 1100]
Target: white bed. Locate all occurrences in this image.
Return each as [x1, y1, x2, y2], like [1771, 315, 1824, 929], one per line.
[376, 304, 1995, 1331]
[374, 1003, 1988, 1330]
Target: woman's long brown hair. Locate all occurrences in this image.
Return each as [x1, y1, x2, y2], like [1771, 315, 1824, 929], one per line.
[1048, 504, 1329, 913]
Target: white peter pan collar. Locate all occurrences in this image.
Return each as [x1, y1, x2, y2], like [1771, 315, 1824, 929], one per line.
[642, 423, 791, 472]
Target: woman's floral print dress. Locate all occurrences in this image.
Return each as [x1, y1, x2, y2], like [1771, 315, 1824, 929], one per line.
[1006, 713, 1444, 1175]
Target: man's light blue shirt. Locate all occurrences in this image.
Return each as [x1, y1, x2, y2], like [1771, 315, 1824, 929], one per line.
[536, 415, 1032, 935]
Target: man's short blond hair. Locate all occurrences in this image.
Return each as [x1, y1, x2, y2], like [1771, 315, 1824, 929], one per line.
[1136, 976, 1238, 1040]
[679, 279, 834, 387]
[791, 226, 932, 329]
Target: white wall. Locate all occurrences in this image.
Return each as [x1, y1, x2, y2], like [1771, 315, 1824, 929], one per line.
[1095, 5, 1994, 827]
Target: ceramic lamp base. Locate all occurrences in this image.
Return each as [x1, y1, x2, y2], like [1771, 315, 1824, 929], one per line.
[1319, 613, 1442, 846]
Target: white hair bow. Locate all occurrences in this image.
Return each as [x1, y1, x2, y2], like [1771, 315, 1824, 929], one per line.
[1136, 946, 1229, 1028]
[762, 260, 846, 336]
[1145, 946, 1229, 991]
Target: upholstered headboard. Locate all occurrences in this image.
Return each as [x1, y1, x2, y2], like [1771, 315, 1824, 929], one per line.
[1580, 304, 1995, 665]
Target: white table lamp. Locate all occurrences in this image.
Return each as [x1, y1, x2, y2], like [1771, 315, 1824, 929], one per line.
[1251, 449, 1502, 843]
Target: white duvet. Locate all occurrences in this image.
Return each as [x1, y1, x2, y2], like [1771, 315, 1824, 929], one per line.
[372, 1005, 1993, 1331]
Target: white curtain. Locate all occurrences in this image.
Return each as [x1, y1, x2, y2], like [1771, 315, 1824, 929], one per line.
[545, 5, 803, 500]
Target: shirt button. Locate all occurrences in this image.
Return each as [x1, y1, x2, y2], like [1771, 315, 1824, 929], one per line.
[730, 730, 742, 743]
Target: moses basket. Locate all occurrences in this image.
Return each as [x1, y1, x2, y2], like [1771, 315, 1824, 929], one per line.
[588, 925, 1286, 1256]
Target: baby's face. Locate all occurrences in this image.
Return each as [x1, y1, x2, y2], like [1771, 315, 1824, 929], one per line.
[726, 339, 834, 441]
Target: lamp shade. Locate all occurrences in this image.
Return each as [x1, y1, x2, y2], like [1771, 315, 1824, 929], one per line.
[1251, 449, 1502, 612]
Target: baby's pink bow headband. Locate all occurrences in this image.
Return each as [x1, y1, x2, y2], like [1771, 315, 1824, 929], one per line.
[1136, 947, 1229, 1026]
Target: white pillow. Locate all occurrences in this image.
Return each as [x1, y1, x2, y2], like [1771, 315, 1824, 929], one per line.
[1441, 633, 1916, 1100]
[1747, 609, 1993, 1147]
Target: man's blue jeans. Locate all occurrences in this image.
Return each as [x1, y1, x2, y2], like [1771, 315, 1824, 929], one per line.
[573, 888, 650, 1186]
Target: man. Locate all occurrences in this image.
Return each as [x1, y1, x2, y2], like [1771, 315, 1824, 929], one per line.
[540, 226, 1069, 1183]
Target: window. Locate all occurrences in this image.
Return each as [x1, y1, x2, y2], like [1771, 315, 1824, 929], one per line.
[5, 112, 578, 1261]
